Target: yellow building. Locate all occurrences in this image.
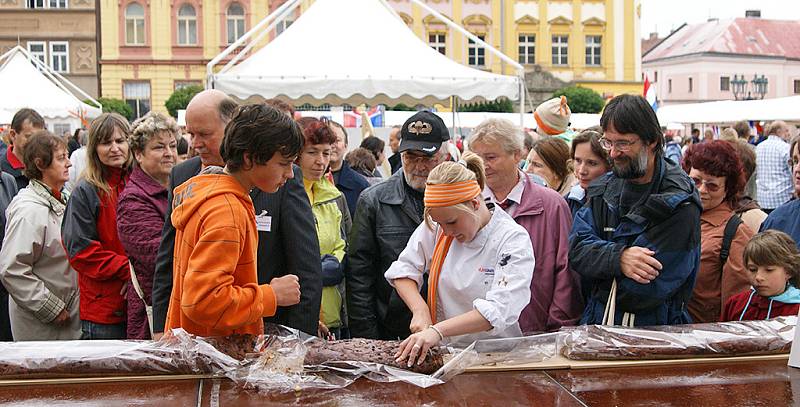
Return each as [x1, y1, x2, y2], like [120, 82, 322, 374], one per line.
[99, 0, 641, 118]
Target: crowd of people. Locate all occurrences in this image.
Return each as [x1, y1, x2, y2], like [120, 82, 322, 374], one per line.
[0, 91, 798, 358]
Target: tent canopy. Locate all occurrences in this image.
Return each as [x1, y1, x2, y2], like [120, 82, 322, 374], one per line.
[210, 0, 521, 107]
[657, 96, 800, 124]
[0, 46, 101, 124]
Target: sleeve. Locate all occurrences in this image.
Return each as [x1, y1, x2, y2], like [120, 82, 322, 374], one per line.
[384, 222, 436, 289]
[473, 230, 535, 334]
[568, 204, 625, 281]
[116, 192, 165, 304]
[345, 194, 382, 339]
[273, 167, 323, 336]
[61, 183, 129, 282]
[0, 211, 64, 324]
[546, 198, 584, 329]
[720, 224, 755, 313]
[180, 217, 276, 330]
[151, 183, 177, 333]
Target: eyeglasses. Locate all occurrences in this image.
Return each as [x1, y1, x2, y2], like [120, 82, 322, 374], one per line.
[599, 138, 639, 152]
[402, 152, 440, 166]
[690, 177, 722, 192]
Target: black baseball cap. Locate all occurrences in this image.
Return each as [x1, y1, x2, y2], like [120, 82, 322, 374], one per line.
[398, 111, 450, 155]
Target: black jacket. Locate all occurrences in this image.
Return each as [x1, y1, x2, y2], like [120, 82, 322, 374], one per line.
[0, 149, 27, 190]
[388, 153, 402, 175]
[0, 171, 18, 340]
[333, 162, 370, 219]
[346, 170, 425, 339]
[151, 157, 322, 335]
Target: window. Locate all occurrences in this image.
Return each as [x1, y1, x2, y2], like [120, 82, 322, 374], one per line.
[226, 3, 246, 44]
[53, 123, 71, 137]
[468, 35, 485, 67]
[276, 19, 293, 36]
[125, 3, 146, 45]
[552, 35, 568, 66]
[124, 81, 151, 119]
[668, 79, 672, 93]
[49, 42, 68, 73]
[27, 41, 46, 68]
[28, 0, 67, 8]
[429, 33, 446, 55]
[27, 0, 44, 7]
[654, 71, 658, 82]
[720, 76, 730, 91]
[177, 4, 197, 45]
[795, 80, 800, 94]
[48, 0, 67, 7]
[518, 34, 535, 64]
[689, 77, 693, 92]
[174, 80, 202, 91]
[585, 35, 601, 66]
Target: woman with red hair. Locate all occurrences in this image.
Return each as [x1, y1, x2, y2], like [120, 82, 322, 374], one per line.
[682, 141, 755, 322]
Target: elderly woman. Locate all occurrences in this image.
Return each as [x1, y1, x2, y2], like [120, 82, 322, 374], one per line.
[0, 131, 80, 340]
[682, 141, 754, 322]
[62, 113, 133, 340]
[526, 137, 576, 196]
[566, 128, 611, 217]
[116, 112, 178, 339]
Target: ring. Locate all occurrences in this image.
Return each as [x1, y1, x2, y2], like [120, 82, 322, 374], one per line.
[412, 344, 421, 349]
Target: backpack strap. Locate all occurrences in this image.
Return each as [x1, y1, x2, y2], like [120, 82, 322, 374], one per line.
[720, 214, 743, 266]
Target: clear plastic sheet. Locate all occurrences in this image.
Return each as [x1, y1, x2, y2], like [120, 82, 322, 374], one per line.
[560, 316, 796, 360]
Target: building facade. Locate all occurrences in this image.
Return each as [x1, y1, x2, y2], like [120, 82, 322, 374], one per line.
[0, 0, 99, 99]
[643, 16, 800, 106]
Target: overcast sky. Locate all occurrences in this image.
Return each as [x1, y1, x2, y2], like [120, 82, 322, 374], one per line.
[640, 0, 800, 38]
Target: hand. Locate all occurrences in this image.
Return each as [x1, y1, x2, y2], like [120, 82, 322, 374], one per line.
[620, 246, 662, 284]
[52, 309, 69, 325]
[409, 309, 432, 334]
[395, 327, 441, 368]
[152, 332, 164, 341]
[271, 274, 301, 306]
[318, 320, 334, 340]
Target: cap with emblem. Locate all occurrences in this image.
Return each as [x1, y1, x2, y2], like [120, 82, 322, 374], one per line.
[398, 111, 450, 155]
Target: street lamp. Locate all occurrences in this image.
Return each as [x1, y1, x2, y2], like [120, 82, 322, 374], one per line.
[731, 74, 768, 100]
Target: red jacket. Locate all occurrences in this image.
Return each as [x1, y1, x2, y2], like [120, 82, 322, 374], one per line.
[721, 289, 800, 321]
[62, 167, 130, 324]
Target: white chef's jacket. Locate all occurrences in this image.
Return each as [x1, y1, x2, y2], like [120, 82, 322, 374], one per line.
[385, 207, 535, 346]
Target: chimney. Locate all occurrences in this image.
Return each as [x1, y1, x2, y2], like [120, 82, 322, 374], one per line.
[649, 32, 658, 40]
[745, 10, 761, 18]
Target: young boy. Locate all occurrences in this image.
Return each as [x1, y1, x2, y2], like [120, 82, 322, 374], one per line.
[164, 104, 303, 336]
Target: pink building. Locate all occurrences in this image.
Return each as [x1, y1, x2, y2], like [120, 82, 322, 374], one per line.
[643, 14, 800, 106]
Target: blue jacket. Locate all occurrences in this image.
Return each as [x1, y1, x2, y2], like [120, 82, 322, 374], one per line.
[334, 161, 370, 219]
[569, 156, 702, 326]
[760, 199, 800, 248]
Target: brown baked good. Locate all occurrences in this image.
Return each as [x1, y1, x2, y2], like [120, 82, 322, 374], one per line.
[304, 338, 444, 374]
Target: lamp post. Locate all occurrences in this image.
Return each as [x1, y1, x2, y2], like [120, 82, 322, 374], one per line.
[731, 74, 768, 100]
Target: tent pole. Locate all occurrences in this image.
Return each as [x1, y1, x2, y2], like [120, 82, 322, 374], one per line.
[220, 3, 299, 74]
[519, 74, 525, 127]
[452, 96, 457, 139]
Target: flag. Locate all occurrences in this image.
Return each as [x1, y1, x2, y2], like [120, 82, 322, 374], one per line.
[643, 75, 658, 112]
[343, 105, 384, 128]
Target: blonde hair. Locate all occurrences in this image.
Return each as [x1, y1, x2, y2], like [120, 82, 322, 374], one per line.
[423, 151, 486, 229]
[468, 118, 523, 154]
[720, 128, 738, 143]
[84, 113, 132, 194]
[129, 112, 179, 154]
[743, 230, 800, 287]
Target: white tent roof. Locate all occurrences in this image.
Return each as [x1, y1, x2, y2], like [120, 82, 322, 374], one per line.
[0, 46, 101, 124]
[211, 0, 520, 106]
[657, 96, 800, 124]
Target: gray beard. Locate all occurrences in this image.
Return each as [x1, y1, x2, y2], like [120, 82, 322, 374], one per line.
[612, 148, 649, 179]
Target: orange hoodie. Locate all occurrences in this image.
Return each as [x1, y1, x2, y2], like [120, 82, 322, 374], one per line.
[164, 167, 276, 336]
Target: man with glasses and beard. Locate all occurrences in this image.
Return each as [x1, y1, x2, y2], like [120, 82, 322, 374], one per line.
[569, 94, 702, 327]
[346, 111, 450, 340]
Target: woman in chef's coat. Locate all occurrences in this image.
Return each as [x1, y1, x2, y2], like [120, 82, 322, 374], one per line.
[387, 152, 535, 368]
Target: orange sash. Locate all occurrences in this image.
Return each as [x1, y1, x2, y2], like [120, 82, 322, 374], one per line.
[427, 231, 454, 324]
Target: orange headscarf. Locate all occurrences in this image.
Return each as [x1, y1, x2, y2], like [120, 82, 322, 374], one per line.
[423, 179, 482, 323]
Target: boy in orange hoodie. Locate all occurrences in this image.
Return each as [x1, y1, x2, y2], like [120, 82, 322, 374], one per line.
[165, 104, 303, 337]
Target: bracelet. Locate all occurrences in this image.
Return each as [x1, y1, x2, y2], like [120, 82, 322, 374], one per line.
[427, 325, 444, 341]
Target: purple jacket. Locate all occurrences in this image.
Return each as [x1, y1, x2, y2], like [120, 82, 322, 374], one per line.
[117, 167, 168, 339]
[512, 174, 583, 333]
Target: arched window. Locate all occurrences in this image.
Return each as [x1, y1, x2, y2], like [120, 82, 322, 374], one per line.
[125, 3, 145, 45]
[226, 3, 245, 44]
[177, 4, 197, 45]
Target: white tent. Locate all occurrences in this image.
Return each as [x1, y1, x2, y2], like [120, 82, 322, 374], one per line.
[209, 0, 522, 110]
[657, 96, 800, 124]
[0, 46, 101, 128]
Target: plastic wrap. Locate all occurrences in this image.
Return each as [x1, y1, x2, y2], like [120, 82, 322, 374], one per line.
[561, 316, 796, 360]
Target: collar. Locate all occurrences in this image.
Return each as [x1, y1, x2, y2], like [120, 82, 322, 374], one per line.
[771, 285, 800, 304]
[767, 135, 787, 143]
[567, 183, 585, 201]
[130, 166, 167, 197]
[701, 201, 734, 227]
[6, 146, 23, 169]
[483, 170, 525, 206]
[29, 179, 67, 214]
[377, 170, 409, 205]
[515, 172, 546, 216]
[462, 206, 503, 249]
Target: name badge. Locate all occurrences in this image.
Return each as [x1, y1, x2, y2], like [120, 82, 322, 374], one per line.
[255, 210, 272, 232]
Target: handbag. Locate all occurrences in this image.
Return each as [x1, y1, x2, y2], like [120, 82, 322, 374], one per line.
[128, 261, 154, 337]
[601, 279, 636, 327]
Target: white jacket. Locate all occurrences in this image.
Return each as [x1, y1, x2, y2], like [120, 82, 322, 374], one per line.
[0, 180, 80, 340]
[385, 207, 534, 346]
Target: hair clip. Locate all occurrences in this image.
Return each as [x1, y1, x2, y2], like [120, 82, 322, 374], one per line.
[457, 159, 468, 167]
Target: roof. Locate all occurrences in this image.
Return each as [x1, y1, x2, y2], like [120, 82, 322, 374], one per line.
[644, 18, 800, 62]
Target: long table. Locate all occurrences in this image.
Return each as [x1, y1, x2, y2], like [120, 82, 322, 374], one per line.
[0, 359, 798, 406]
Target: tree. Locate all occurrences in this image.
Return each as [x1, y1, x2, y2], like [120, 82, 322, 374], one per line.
[458, 98, 514, 113]
[165, 85, 203, 118]
[551, 86, 604, 114]
[389, 103, 417, 111]
[91, 98, 133, 121]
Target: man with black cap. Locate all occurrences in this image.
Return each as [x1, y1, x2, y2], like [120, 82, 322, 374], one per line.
[346, 111, 451, 340]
